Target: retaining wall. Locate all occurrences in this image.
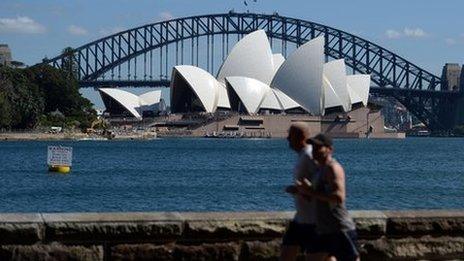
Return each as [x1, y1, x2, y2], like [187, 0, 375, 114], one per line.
[0, 210, 463, 260]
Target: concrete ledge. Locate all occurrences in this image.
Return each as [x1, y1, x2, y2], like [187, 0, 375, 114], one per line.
[360, 236, 464, 260]
[384, 210, 464, 237]
[351, 210, 387, 239]
[0, 210, 462, 260]
[181, 211, 292, 242]
[42, 212, 184, 243]
[0, 213, 44, 244]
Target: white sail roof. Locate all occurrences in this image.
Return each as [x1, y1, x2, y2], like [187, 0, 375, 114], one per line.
[260, 89, 283, 111]
[273, 88, 302, 111]
[171, 65, 219, 113]
[271, 37, 325, 115]
[347, 74, 371, 106]
[346, 82, 363, 105]
[323, 75, 343, 109]
[99, 88, 142, 119]
[323, 59, 351, 112]
[139, 90, 162, 106]
[217, 30, 275, 85]
[217, 82, 231, 109]
[272, 53, 286, 73]
[225, 77, 270, 114]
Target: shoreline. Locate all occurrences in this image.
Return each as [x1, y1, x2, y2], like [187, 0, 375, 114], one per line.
[0, 131, 408, 141]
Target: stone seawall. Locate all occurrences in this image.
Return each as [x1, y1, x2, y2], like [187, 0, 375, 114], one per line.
[0, 210, 463, 260]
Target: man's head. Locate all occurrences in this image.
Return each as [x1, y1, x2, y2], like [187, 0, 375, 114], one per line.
[307, 133, 333, 164]
[287, 123, 310, 152]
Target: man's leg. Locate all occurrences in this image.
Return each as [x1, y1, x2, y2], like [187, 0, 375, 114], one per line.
[280, 245, 299, 261]
[331, 231, 359, 261]
[305, 253, 330, 261]
[281, 221, 301, 261]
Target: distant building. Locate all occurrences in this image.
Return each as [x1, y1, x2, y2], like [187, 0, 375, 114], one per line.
[0, 44, 12, 66]
[441, 63, 462, 91]
[0, 44, 25, 68]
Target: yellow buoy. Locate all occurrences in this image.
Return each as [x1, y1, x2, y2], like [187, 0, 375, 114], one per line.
[48, 165, 71, 174]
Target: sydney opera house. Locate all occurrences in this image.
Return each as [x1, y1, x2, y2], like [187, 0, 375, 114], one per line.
[99, 30, 395, 138]
[170, 30, 370, 116]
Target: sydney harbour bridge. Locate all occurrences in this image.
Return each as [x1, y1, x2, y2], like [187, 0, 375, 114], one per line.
[41, 12, 463, 132]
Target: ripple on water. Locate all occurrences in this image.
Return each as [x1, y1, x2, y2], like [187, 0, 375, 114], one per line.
[0, 138, 463, 212]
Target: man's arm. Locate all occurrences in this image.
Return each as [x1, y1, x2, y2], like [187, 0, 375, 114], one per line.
[285, 184, 312, 201]
[296, 163, 346, 205]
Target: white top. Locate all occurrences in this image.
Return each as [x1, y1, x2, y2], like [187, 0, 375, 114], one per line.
[292, 145, 317, 224]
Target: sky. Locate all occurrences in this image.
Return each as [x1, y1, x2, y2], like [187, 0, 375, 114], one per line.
[1, 0, 463, 108]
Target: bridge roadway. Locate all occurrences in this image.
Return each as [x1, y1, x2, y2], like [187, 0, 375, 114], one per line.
[42, 12, 464, 132]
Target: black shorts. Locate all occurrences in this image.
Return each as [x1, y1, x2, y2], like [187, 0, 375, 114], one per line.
[281, 221, 324, 253]
[321, 230, 359, 261]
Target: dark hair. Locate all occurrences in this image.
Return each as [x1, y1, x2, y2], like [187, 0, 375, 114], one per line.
[307, 133, 333, 147]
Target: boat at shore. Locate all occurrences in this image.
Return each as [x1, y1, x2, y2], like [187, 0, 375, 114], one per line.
[204, 131, 272, 139]
[77, 137, 108, 141]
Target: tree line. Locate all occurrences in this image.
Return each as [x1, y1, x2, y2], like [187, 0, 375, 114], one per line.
[0, 62, 96, 131]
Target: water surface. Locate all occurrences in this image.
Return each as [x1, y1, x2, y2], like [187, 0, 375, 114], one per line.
[0, 138, 463, 212]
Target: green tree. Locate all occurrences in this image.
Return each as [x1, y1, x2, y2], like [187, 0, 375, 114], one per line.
[0, 66, 44, 129]
[25, 65, 96, 130]
[61, 47, 79, 80]
[0, 90, 12, 128]
[0, 64, 96, 130]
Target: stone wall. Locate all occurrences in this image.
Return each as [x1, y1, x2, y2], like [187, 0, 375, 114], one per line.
[0, 210, 463, 260]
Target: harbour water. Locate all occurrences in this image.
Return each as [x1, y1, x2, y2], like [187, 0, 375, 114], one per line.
[0, 138, 463, 213]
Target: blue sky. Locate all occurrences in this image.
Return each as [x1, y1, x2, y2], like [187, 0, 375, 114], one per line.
[1, 0, 463, 108]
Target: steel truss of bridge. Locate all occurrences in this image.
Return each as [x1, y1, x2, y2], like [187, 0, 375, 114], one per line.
[42, 12, 463, 132]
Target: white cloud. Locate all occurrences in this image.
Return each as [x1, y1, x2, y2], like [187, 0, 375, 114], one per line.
[68, 25, 88, 36]
[0, 16, 46, 34]
[445, 38, 457, 46]
[385, 29, 401, 39]
[445, 35, 464, 45]
[385, 27, 428, 39]
[99, 26, 125, 36]
[158, 11, 174, 21]
[403, 27, 427, 38]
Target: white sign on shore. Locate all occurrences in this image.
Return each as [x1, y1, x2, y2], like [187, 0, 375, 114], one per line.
[47, 146, 73, 166]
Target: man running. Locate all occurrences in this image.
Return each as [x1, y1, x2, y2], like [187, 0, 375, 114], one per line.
[281, 123, 325, 261]
[296, 133, 359, 261]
